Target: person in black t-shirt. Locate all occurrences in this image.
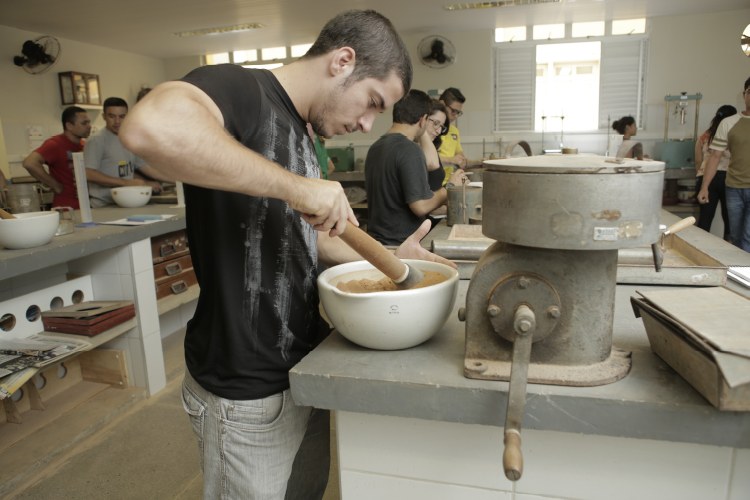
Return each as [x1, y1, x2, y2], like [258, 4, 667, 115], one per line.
[121, 9, 455, 500]
[366, 90, 466, 245]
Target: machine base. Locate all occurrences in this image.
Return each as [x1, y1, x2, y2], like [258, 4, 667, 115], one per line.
[464, 347, 632, 387]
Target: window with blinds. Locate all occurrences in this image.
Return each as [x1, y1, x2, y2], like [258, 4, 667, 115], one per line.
[494, 36, 647, 133]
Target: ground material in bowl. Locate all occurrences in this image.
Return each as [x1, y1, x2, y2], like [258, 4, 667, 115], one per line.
[335, 270, 448, 293]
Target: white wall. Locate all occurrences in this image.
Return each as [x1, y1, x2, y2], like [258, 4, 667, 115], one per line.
[164, 56, 203, 82]
[327, 8, 750, 162]
[645, 9, 750, 136]
[326, 28, 498, 161]
[2, 8, 748, 171]
[0, 25, 167, 177]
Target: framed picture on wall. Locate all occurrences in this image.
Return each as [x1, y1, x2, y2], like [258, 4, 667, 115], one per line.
[84, 74, 100, 105]
[58, 71, 101, 105]
[59, 73, 74, 104]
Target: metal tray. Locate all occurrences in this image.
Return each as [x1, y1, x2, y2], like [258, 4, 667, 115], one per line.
[617, 233, 727, 286]
[438, 224, 727, 286]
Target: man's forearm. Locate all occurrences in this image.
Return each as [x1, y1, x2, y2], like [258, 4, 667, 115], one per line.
[23, 159, 62, 193]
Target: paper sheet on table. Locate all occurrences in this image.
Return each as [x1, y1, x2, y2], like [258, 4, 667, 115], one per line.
[447, 224, 493, 241]
[100, 214, 177, 226]
[713, 351, 750, 387]
[637, 287, 750, 387]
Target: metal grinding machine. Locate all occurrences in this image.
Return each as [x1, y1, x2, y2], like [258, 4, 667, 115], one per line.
[458, 155, 665, 481]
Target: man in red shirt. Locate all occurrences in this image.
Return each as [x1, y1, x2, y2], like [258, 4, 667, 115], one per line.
[22, 106, 92, 208]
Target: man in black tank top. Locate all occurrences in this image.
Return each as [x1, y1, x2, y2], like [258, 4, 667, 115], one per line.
[121, 9, 454, 500]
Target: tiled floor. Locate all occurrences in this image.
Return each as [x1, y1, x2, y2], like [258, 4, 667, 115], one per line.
[2, 329, 340, 499]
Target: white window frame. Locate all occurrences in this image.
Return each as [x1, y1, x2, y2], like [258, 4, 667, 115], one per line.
[493, 34, 648, 133]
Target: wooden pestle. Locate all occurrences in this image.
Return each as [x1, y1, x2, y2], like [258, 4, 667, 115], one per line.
[338, 224, 424, 289]
[0, 208, 16, 219]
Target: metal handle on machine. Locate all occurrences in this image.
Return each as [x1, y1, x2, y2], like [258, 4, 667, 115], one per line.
[502, 304, 536, 481]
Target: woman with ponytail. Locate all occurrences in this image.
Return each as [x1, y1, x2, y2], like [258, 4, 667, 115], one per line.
[695, 104, 737, 238]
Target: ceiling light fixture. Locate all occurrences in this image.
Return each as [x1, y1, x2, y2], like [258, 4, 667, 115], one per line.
[174, 23, 264, 37]
[444, 0, 561, 11]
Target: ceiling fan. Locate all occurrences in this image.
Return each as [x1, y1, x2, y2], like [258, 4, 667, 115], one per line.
[417, 35, 456, 69]
[13, 35, 61, 74]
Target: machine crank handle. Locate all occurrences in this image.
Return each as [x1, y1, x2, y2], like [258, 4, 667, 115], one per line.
[503, 430, 523, 481]
[501, 304, 535, 482]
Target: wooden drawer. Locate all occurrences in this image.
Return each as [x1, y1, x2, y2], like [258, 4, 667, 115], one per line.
[151, 230, 189, 264]
[155, 269, 198, 299]
[153, 254, 193, 281]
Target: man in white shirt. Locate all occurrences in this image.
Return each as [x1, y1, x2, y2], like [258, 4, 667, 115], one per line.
[84, 96, 170, 207]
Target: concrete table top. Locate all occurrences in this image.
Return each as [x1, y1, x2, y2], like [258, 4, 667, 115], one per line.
[0, 204, 186, 280]
[291, 211, 750, 449]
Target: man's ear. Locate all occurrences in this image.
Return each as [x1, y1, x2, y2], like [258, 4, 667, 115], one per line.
[329, 47, 356, 78]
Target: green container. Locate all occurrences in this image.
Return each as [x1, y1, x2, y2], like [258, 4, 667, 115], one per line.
[327, 147, 355, 172]
[653, 140, 695, 169]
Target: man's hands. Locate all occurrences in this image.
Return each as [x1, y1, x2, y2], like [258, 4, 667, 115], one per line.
[131, 177, 163, 194]
[395, 220, 457, 269]
[697, 187, 709, 204]
[447, 168, 467, 186]
[296, 177, 357, 237]
[451, 153, 468, 169]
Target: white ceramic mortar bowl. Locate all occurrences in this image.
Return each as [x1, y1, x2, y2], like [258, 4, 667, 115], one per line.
[111, 186, 153, 208]
[0, 211, 60, 249]
[318, 259, 459, 350]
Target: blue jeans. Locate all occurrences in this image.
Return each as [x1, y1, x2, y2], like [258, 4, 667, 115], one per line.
[181, 372, 330, 499]
[726, 186, 750, 252]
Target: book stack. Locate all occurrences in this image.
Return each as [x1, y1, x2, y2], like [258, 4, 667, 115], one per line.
[41, 301, 135, 336]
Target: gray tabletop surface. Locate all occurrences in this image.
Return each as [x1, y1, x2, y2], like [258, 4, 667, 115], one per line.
[291, 211, 750, 449]
[0, 204, 186, 280]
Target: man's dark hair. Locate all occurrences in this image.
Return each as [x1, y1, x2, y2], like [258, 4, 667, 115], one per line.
[303, 10, 412, 94]
[744, 76, 750, 92]
[439, 87, 466, 106]
[392, 89, 432, 125]
[61, 106, 86, 128]
[136, 87, 152, 102]
[103, 96, 129, 112]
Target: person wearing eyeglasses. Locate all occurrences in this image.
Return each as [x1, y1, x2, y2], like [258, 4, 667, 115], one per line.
[426, 100, 451, 192]
[698, 77, 750, 251]
[438, 87, 468, 181]
[365, 89, 465, 245]
[424, 99, 452, 225]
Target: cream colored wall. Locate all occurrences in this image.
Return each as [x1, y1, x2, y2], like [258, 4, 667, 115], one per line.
[1, 8, 748, 169]
[350, 29, 494, 143]
[330, 8, 750, 159]
[164, 56, 203, 82]
[645, 8, 750, 136]
[0, 25, 166, 177]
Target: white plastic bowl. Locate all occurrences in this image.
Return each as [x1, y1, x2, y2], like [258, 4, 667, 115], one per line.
[0, 211, 60, 249]
[111, 186, 153, 208]
[318, 260, 459, 350]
